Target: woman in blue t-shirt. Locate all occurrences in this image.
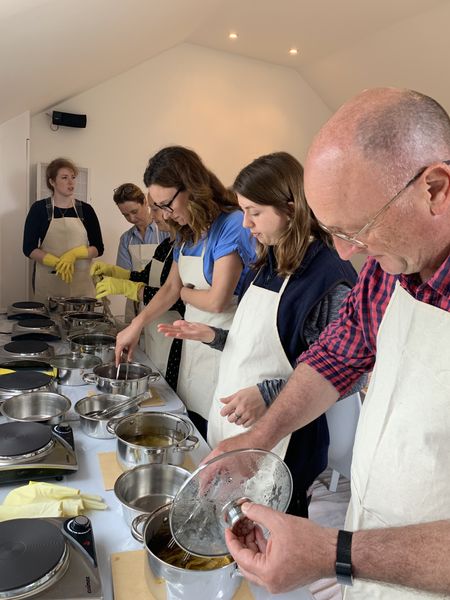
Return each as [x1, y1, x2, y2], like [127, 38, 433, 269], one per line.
[113, 146, 255, 435]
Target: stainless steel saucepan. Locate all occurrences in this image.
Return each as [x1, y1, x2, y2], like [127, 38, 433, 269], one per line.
[49, 352, 102, 386]
[68, 332, 116, 363]
[82, 362, 160, 396]
[106, 412, 199, 470]
[114, 463, 191, 527]
[48, 296, 102, 313]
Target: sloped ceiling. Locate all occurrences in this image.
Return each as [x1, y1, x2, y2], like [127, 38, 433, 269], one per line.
[1, 0, 449, 125]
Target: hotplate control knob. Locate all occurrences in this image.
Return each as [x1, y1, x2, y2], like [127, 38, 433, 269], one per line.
[52, 423, 75, 450]
[64, 515, 98, 565]
[69, 515, 91, 534]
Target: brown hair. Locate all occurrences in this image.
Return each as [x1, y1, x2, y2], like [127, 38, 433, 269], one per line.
[113, 183, 145, 205]
[143, 146, 238, 244]
[46, 158, 78, 192]
[233, 152, 331, 276]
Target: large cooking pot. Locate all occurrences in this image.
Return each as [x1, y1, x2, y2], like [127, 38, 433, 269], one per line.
[131, 504, 240, 600]
[114, 464, 190, 527]
[48, 296, 102, 313]
[68, 333, 116, 363]
[74, 393, 142, 439]
[107, 412, 199, 470]
[61, 311, 111, 332]
[1, 391, 71, 424]
[83, 362, 160, 396]
[49, 352, 102, 386]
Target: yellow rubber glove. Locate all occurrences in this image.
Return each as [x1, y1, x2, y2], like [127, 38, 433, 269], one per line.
[56, 245, 89, 283]
[0, 368, 15, 375]
[1, 482, 107, 519]
[95, 276, 144, 301]
[42, 253, 60, 268]
[90, 261, 130, 279]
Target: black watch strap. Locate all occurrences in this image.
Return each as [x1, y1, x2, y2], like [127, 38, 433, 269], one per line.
[336, 529, 353, 586]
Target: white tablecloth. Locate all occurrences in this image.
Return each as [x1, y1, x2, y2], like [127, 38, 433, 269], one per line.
[0, 316, 313, 600]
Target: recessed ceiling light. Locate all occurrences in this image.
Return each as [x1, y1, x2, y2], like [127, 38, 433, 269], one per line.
[289, 48, 298, 55]
[229, 32, 238, 40]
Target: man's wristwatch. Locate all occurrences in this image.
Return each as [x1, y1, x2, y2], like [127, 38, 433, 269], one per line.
[336, 529, 353, 586]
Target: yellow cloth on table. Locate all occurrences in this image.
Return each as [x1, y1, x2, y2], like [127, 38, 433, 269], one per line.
[0, 481, 107, 521]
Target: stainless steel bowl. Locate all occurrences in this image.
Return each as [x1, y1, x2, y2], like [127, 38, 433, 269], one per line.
[49, 353, 102, 386]
[74, 394, 141, 438]
[1, 391, 71, 424]
[114, 463, 191, 526]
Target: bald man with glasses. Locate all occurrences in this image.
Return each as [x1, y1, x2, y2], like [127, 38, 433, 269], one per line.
[208, 88, 450, 599]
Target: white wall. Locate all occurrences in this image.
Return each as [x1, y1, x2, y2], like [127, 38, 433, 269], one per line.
[0, 111, 30, 310]
[30, 43, 332, 308]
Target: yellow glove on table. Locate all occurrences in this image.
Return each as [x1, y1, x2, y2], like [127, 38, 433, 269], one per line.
[42, 253, 60, 268]
[90, 261, 130, 279]
[56, 245, 89, 283]
[0, 481, 107, 521]
[95, 277, 144, 301]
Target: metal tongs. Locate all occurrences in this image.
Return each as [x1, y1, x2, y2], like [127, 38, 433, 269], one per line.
[116, 349, 130, 380]
[85, 391, 151, 419]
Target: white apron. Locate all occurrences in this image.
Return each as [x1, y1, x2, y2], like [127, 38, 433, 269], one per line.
[176, 243, 238, 419]
[344, 282, 450, 599]
[143, 246, 183, 377]
[34, 200, 93, 303]
[207, 276, 292, 459]
[124, 233, 160, 323]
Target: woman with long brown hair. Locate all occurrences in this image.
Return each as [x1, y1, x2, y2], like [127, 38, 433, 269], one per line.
[111, 146, 255, 434]
[159, 151, 360, 516]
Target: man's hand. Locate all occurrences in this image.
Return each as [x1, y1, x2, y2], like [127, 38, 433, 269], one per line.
[225, 502, 337, 593]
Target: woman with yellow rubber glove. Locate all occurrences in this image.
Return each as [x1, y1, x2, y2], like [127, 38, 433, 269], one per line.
[23, 157, 104, 302]
[112, 146, 255, 438]
[91, 197, 185, 391]
[113, 183, 167, 323]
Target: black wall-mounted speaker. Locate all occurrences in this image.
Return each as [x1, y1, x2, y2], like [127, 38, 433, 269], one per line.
[52, 111, 87, 128]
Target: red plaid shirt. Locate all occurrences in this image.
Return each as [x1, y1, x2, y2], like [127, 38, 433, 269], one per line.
[300, 254, 450, 394]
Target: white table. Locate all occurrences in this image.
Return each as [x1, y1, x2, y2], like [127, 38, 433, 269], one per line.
[0, 317, 313, 600]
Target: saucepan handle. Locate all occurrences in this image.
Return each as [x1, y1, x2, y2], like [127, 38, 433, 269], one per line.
[82, 372, 97, 384]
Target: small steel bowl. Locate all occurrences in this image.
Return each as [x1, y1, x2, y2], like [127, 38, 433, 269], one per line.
[114, 463, 191, 527]
[1, 391, 71, 424]
[74, 394, 140, 439]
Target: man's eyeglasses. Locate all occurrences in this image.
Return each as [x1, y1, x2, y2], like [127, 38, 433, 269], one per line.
[317, 160, 450, 249]
[153, 188, 183, 214]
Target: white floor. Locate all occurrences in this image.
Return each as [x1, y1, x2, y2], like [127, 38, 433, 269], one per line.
[307, 468, 351, 600]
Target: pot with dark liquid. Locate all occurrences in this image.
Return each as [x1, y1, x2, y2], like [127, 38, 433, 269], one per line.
[131, 503, 240, 600]
[106, 412, 199, 470]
